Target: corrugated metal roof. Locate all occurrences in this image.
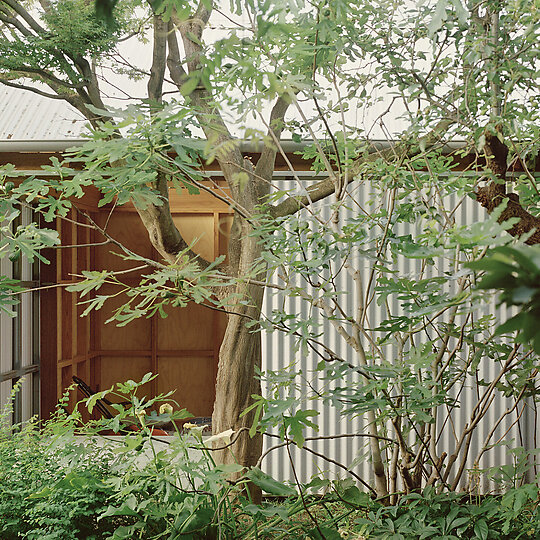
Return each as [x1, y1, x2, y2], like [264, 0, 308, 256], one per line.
[0, 85, 87, 140]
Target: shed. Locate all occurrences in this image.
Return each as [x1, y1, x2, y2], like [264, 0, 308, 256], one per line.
[0, 86, 310, 424]
[0, 86, 230, 421]
[1, 86, 538, 490]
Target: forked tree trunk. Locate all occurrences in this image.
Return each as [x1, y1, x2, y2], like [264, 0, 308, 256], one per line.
[212, 193, 267, 502]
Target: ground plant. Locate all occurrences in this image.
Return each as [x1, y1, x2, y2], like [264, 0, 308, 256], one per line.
[0, 385, 121, 539]
[0, 0, 539, 536]
[1, 379, 539, 539]
[1, 379, 539, 538]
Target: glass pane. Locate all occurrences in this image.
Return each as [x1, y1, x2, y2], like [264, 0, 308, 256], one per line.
[11, 302, 21, 371]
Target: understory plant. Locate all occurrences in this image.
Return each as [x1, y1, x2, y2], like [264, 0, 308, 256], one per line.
[0, 385, 119, 539]
[352, 484, 540, 540]
[2, 374, 540, 539]
[0, 378, 365, 539]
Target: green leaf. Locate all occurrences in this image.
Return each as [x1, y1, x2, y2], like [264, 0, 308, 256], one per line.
[99, 502, 140, 519]
[246, 467, 296, 497]
[180, 76, 200, 96]
[427, 0, 447, 36]
[175, 507, 214, 535]
[307, 526, 343, 540]
[474, 519, 488, 540]
[28, 486, 54, 499]
[243, 503, 289, 520]
[339, 485, 370, 507]
[450, 0, 468, 25]
[494, 314, 524, 336]
[283, 410, 319, 448]
[510, 286, 536, 304]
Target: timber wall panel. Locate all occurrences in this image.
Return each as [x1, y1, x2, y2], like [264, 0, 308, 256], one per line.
[157, 356, 216, 417]
[52, 209, 95, 414]
[94, 212, 153, 274]
[218, 215, 233, 265]
[99, 355, 153, 397]
[173, 214, 214, 261]
[98, 285, 152, 351]
[46, 189, 232, 422]
[157, 303, 214, 351]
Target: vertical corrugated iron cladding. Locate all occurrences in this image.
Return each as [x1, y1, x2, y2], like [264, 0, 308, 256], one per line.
[261, 176, 529, 490]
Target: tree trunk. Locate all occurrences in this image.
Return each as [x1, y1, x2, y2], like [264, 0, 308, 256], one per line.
[212, 282, 264, 498]
[212, 187, 267, 501]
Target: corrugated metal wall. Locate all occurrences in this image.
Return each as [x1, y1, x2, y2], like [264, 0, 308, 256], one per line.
[261, 175, 536, 492]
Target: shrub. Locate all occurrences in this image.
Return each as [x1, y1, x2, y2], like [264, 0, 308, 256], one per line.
[0, 398, 122, 538]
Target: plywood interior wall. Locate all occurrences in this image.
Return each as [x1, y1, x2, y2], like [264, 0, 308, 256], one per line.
[50, 206, 93, 414]
[47, 185, 232, 420]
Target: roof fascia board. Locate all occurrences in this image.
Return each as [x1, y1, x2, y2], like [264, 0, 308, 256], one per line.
[0, 139, 467, 154]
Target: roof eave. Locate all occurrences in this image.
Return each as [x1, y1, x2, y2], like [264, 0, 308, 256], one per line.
[0, 139, 468, 154]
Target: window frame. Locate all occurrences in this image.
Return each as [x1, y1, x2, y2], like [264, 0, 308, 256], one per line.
[0, 206, 40, 423]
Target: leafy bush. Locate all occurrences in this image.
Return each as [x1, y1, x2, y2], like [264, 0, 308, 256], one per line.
[0, 390, 121, 539]
[0, 378, 265, 539]
[353, 485, 540, 540]
[1, 377, 540, 539]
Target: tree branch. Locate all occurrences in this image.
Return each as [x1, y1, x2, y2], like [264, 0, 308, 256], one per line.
[172, 4, 245, 189]
[166, 23, 188, 86]
[1, 0, 45, 34]
[0, 77, 73, 99]
[69, 56, 106, 112]
[10, 65, 85, 89]
[0, 5, 34, 36]
[475, 132, 540, 245]
[269, 119, 455, 218]
[147, 15, 167, 103]
[254, 95, 291, 184]
[134, 171, 211, 269]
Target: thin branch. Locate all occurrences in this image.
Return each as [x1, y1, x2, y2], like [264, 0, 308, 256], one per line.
[0, 77, 72, 100]
[254, 95, 291, 183]
[53, 240, 110, 249]
[8, 265, 153, 296]
[9, 65, 85, 89]
[1, 0, 46, 34]
[474, 379, 532, 466]
[259, 433, 380, 496]
[284, 430, 326, 539]
[269, 119, 455, 218]
[443, 346, 522, 485]
[74, 205, 167, 270]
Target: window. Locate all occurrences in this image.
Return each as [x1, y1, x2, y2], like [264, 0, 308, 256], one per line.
[0, 206, 40, 423]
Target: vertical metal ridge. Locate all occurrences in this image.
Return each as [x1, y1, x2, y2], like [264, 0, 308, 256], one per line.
[262, 177, 531, 491]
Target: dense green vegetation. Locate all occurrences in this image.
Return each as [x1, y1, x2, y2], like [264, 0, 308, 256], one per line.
[2, 379, 539, 539]
[0, 0, 539, 536]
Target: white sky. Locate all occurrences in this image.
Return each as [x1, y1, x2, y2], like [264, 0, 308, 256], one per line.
[92, 9, 408, 141]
